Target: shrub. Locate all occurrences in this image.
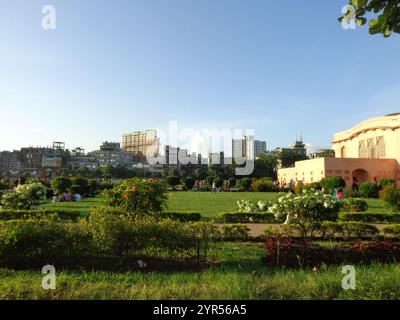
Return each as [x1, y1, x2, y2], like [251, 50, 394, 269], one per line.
[206, 176, 215, 186]
[166, 176, 180, 190]
[221, 212, 279, 224]
[320, 176, 346, 190]
[88, 209, 135, 255]
[342, 198, 368, 212]
[0, 211, 219, 266]
[379, 179, 395, 189]
[339, 212, 400, 224]
[237, 200, 271, 213]
[0, 220, 92, 264]
[303, 182, 322, 191]
[251, 178, 277, 192]
[238, 178, 252, 191]
[294, 181, 304, 195]
[268, 190, 341, 237]
[222, 224, 250, 241]
[264, 237, 400, 268]
[70, 177, 89, 194]
[321, 221, 379, 240]
[343, 188, 361, 199]
[51, 177, 72, 194]
[380, 185, 400, 212]
[382, 225, 400, 236]
[0, 182, 47, 210]
[102, 178, 168, 218]
[213, 178, 224, 188]
[183, 177, 195, 190]
[156, 211, 201, 222]
[0, 209, 83, 222]
[228, 177, 236, 188]
[0, 180, 9, 198]
[358, 182, 379, 198]
[89, 209, 217, 258]
[99, 181, 114, 191]
[88, 179, 101, 195]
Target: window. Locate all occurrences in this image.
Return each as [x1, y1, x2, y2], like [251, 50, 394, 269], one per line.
[340, 146, 346, 158]
[367, 138, 376, 158]
[376, 136, 386, 158]
[358, 140, 367, 158]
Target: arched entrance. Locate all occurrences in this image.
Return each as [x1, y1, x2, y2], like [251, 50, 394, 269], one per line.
[352, 169, 370, 185]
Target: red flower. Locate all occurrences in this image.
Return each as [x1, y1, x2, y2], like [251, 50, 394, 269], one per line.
[132, 185, 137, 193]
[123, 193, 129, 199]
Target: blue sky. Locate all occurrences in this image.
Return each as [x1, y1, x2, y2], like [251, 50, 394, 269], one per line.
[0, 0, 399, 153]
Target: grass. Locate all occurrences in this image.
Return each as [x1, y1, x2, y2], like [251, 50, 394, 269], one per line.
[38, 197, 102, 216]
[166, 192, 280, 218]
[1, 242, 399, 300]
[38, 192, 391, 219]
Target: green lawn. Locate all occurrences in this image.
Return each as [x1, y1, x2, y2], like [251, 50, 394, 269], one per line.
[166, 192, 280, 218]
[38, 192, 390, 219]
[1, 242, 399, 300]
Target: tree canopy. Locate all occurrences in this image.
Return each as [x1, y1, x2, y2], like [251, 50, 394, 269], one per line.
[340, 0, 400, 37]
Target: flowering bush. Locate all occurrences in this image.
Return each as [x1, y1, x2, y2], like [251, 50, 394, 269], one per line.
[237, 200, 271, 213]
[267, 189, 341, 237]
[0, 182, 47, 210]
[102, 178, 168, 218]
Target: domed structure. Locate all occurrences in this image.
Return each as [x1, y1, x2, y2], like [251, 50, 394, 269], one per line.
[278, 114, 400, 188]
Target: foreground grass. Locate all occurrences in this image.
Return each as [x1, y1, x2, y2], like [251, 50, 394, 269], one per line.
[1, 242, 399, 300]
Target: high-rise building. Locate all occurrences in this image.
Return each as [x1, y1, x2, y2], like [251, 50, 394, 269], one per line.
[254, 140, 267, 157]
[232, 136, 265, 161]
[232, 138, 246, 160]
[122, 130, 160, 161]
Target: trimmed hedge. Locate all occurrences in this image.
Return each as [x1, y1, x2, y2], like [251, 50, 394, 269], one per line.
[0, 217, 220, 267]
[157, 212, 201, 222]
[222, 224, 250, 241]
[0, 209, 83, 222]
[321, 221, 379, 240]
[264, 237, 400, 268]
[383, 224, 400, 235]
[220, 212, 280, 224]
[339, 212, 400, 224]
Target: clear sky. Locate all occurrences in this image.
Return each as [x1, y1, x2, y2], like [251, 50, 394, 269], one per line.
[0, 0, 399, 153]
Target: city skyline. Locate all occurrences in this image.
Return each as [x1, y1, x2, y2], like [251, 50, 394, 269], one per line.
[1, 1, 399, 153]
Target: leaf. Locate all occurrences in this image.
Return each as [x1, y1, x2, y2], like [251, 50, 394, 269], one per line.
[357, 17, 367, 26]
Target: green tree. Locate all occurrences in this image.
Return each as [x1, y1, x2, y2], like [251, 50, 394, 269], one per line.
[0, 179, 9, 197]
[184, 176, 195, 190]
[51, 177, 72, 194]
[339, 0, 400, 37]
[213, 177, 224, 188]
[278, 150, 308, 168]
[320, 176, 346, 191]
[166, 176, 181, 190]
[252, 152, 278, 179]
[239, 177, 253, 191]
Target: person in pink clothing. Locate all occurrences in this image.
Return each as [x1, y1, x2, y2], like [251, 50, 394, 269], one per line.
[336, 187, 344, 200]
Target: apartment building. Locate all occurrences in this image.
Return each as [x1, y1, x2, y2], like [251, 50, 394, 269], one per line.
[122, 130, 160, 161]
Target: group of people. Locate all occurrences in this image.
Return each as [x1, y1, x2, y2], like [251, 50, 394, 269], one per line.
[52, 191, 82, 203]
